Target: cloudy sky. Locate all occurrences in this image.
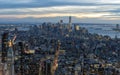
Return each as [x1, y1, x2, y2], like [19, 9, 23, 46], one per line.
[0, 0, 120, 23]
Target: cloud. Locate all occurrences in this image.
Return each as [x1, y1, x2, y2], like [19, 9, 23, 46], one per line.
[0, 0, 120, 9]
[0, 5, 119, 19]
[0, 0, 120, 23]
[0, 6, 98, 15]
[54, 0, 99, 3]
[100, 0, 120, 4]
[0, 0, 102, 9]
[0, 12, 110, 19]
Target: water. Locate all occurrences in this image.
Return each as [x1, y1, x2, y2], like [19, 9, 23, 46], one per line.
[79, 24, 120, 38]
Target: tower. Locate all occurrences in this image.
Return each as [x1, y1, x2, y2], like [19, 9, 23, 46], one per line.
[69, 16, 72, 25]
[116, 24, 119, 29]
[1, 32, 9, 63]
[7, 34, 17, 75]
[7, 40, 15, 75]
[1, 32, 16, 75]
[18, 42, 25, 75]
[67, 16, 72, 32]
[1, 32, 9, 75]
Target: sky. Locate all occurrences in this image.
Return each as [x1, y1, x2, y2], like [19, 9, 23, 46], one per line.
[0, 0, 120, 23]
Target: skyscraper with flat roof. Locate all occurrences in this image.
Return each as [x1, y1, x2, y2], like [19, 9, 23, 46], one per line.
[2, 32, 9, 63]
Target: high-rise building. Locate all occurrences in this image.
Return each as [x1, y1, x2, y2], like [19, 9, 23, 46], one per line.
[67, 16, 72, 32]
[69, 16, 72, 25]
[74, 24, 80, 31]
[39, 60, 52, 75]
[1, 32, 16, 75]
[60, 20, 63, 29]
[116, 24, 119, 29]
[1, 32, 9, 63]
[7, 40, 15, 75]
[18, 42, 25, 75]
[45, 60, 52, 75]
[1, 32, 8, 75]
[60, 20, 63, 24]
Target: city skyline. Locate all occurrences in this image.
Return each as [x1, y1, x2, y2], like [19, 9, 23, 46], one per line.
[0, 0, 120, 23]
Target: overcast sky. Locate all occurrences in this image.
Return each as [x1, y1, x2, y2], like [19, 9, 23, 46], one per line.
[0, 0, 120, 23]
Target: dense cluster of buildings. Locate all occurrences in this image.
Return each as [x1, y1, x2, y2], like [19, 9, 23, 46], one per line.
[0, 17, 120, 75]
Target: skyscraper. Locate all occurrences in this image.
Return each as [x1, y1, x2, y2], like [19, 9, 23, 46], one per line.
[18, 42, 25, 75]
[1, 32, 9, 63]
[69, 16, 72, 25]
[67, 16, 72, 32]
[7, 39, 15, 75]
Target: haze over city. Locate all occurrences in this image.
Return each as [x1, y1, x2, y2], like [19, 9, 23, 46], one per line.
[0, 0, 120, 23]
